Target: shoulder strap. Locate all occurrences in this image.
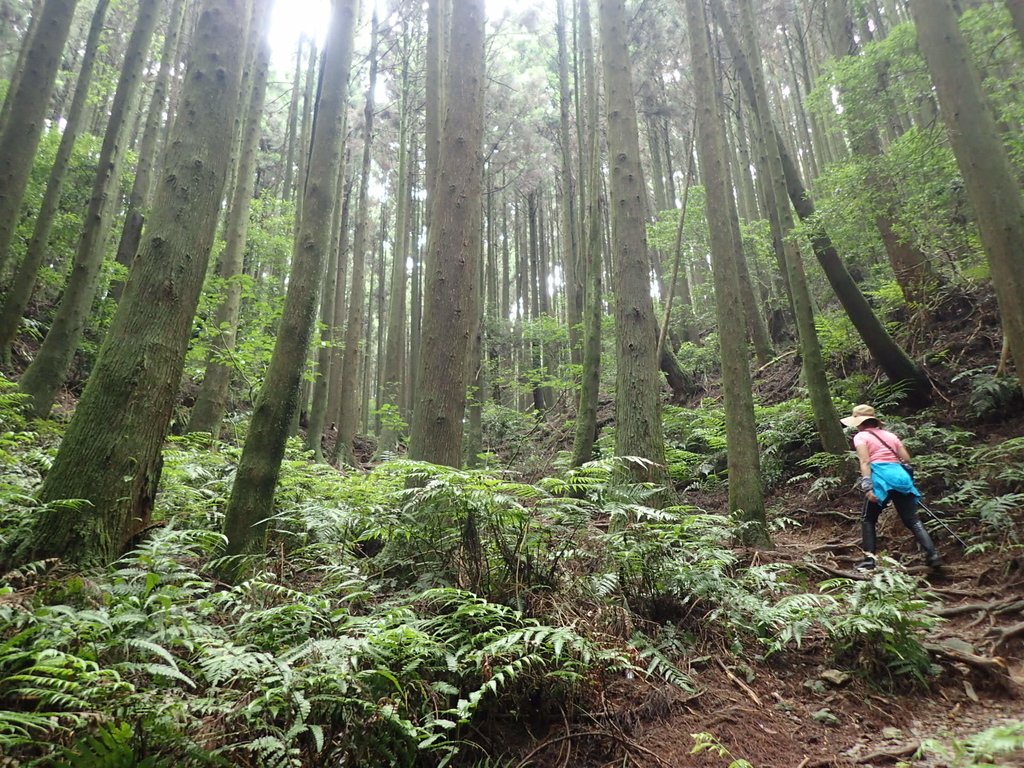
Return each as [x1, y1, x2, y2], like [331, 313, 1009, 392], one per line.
[866, 429, 902, 459]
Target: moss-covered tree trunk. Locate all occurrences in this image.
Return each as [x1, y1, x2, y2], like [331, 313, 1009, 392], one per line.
[188, 0, 274, 437]
[912, 0, 1024, 389]
[0, 0, 109, 354]
[14, 0, 253, 568]
[0, 0, 78, 278]
[19, 0, 162, 417]
[685, 0, 767, 543]
[222, 0, 355, 560]
[407, 0, 485, 468]
[598, 0, 666, 483]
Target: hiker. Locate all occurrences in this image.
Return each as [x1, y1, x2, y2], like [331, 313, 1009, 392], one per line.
[841, 404, 940, 571]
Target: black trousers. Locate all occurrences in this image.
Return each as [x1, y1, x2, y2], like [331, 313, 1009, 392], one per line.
[861, 490, 936, 557]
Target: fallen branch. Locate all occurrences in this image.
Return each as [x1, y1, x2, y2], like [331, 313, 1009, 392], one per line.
[855, 741, 921, 763]
[717, 658, 764, 706]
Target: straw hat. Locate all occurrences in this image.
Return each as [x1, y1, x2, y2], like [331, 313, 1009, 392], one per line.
[840, 404, 882, 428]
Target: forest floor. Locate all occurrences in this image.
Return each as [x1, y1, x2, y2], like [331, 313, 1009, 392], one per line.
[514, 487, 1024, 768]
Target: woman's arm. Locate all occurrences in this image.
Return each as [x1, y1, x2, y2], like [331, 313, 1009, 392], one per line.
[856, 441, 873, 477]
[855, 441, 878, 502]
[897, 442, 912, 462]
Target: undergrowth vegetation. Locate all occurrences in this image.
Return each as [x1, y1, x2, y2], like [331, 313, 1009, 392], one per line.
[1, 375, 1022, 765]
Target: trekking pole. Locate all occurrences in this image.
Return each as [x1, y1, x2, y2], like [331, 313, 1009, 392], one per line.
[917, 501, 969, 550]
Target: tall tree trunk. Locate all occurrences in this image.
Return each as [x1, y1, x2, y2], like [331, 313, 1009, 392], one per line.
[598, 0, 666, 483]
[19, 0, 162, 417]
[571, 0, 603, 467]
[713, 0, 931, 403]
[0, 0, 109, 354]
[334, 14, 379, 466]
[377, 35, 412, 456]
[280, 36, 305, 203]
[407, 0, 485, 468]
[326, 171, 353, 431]
[686, 0, 767, 542]
[0, 0, 46, 137]
[110, 0, 189, 299]
[14, 0, 253, 568]
[188, 0, 273, 437]
[912, 0, 1024, 388]
[0, 0, 78, 278]
[556, 0, 583, 365]
[222, 0, 355, 560]
[739, 0, 847, 455]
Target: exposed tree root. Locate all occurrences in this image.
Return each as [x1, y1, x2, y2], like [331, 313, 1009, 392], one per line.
[924, 641, 1021, 695]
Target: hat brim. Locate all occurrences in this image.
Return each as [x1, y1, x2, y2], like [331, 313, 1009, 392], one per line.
[841, 415, 881, 428]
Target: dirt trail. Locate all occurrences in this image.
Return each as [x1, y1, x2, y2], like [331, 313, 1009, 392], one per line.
[526, 495, 1024, 768]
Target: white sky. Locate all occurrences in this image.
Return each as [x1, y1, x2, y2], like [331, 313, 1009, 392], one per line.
[268, 0, 519, 60]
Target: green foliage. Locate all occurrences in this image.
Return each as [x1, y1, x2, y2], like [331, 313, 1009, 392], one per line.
[690, 731, 754, 767]
[917, 720, 1024, 768]
[820, 569, 938, 687]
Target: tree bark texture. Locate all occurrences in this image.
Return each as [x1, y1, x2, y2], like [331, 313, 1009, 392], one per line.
[0, 0, 109, 353]
[686, 0, 767, 542]
[407, 0, 486, 468]
[221, 0, 355, 560]
[0, 0, 78, 278]
[19, 0, 162, 417]
[911, 0, 1024, 388]
[111, 0, 189, 295]
[21, 0, 253, 568]
[188, 0, 274, 437]
[598, 0, 666, 481]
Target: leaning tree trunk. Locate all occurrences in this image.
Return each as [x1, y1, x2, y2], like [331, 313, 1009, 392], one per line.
[222, 0, 355, 561]
[13, 0, 254, 569]
[911, 0, 1024, 389]
[713, 0, 931, 405]
[19, 0, 162, 417]
[0, 0, 109, 354]
[188, 0, 274, 437]
[407, 0, 485, 468]
[597, 0, 666, 483]
[685, 0, 767, 543]
[0, 0, 79, 278]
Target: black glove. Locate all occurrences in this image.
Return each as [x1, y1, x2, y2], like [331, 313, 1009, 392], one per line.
[857, 476, 873, 494]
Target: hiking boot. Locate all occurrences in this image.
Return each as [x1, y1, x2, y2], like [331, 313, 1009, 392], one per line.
[855, 556, 877, 572]
[925, 551, 942, 568]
